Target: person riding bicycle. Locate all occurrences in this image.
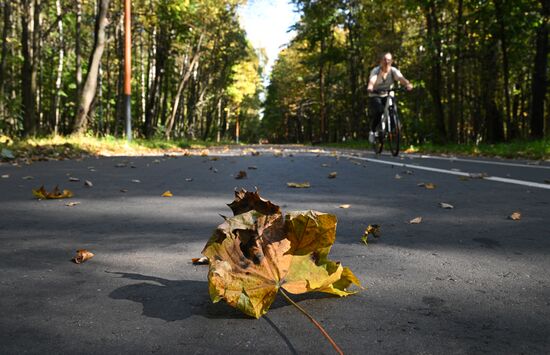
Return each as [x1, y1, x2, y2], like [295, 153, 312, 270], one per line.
[367, 52, 413, 143]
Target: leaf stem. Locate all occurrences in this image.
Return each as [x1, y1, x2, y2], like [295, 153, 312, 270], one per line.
[279, 289, 344, 355]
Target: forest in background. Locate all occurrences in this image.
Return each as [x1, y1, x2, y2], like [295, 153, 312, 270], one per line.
[262, 0, 549, 144]
[0, 0, 548, 146]
[0, 0, 263, 142]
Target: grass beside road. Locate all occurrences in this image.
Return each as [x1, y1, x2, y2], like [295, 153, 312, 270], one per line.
[0, 135, 234, 162]
[324, 139, 550, 160]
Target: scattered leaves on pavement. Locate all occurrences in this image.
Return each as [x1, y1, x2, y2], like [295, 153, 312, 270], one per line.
[328, 172, 337, 179]
[32, 185, 73, 199]
[72, 249, 94, 264]
[192, 256, 209, 265]
[361, 224, 381, 245]
[201, 189, 362, 318]
[287, 182, 311, 188]
[235, 171, 247, 179]
[410, 217, 423, 224]
[439, 202, 454, 209]
[508, 212, 521, 220]
[162, 191, 173, 197]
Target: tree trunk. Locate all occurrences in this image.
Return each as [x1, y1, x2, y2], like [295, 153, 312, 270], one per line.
[53, 0, 64, 135]
[493, 0, 512, 141]
[530, 0, 548, 139]
[21, 0, 37, 136]
[73, 0, 110, 134]
[75, 0, 82, 98]
[424, 1, 447, 143]
[0, 0, 11, 93]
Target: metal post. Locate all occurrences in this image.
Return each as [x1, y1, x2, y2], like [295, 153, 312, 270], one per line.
[124, 0, 132, 141]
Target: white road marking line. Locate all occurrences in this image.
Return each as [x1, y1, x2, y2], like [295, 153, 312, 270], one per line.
[341, 154, 550, 190]
[404, 154, 550, 169]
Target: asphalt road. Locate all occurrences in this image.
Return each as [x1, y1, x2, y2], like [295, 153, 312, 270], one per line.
[1, 146, 549, 354]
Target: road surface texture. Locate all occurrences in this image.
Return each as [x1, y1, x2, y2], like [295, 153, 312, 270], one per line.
[1, 146, 549, 354]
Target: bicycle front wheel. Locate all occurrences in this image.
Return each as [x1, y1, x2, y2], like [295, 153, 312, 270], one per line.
[372, 127, 384, 154]
[387, 113, 400, 156]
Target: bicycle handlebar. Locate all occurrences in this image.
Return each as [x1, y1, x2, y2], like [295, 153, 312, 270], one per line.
[370, 87, 408, 95]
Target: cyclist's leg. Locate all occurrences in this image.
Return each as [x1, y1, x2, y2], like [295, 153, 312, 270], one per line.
[368, 97, 384, 132]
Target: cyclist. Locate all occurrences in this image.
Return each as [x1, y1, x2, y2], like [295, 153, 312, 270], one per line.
[367, 52, 413, 143]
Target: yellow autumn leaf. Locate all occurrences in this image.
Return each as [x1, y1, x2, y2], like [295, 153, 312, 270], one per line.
[287, 182, 311, 188]
[162, 191, 173, 197]
[508, 212, 521, 220]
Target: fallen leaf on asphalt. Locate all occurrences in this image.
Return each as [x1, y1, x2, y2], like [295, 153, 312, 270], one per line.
[65, 201, 81, 207]
[418, 182, 436, 189]
[439, 202, 454, 209]
[209, 167, 218, 173]
[185, 178, 193, 182]
[235, 171, 247, 179]
[339, 204, 351, 209]
[287, 182, 311, 188]
[395, 174, 402, 179]
[508, 212, 521, 220]
[469, 172, 488, 179]
[22, 176, 34, 180]
[328, 172, 337, 179]
[192, 256, 209, 265]
[402, 170, 414, 175]
[72, 249, 94, 264]
[361, 224, 381, 245]
[1, 174, 9, 178]
[84, 180, 93, 187]
[162, 191, 173, 197]
[120, 189, 128, 193]
[201, 189, 361, 318]
[69, 177, 80, 182]
[32, 185, 73, 199]
[131, 179, 141, 183]
[248, 166, 257, 170]
[410, 217, 423, 224]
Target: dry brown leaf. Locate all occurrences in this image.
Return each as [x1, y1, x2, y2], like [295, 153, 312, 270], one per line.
[32, 185, 73, 199]
[120, 188, 128, 193]
[287, 182, 311, 188]
[65, 201, 81, 207]
[162, 191, 173, 197]
[439, 202, 454, 209]
[84, 180, 93, 187]
[339, 204, 351, 209]
[328, 172, 338, 179]
[508, 212, 521, 220]
[72, 249, 94, 264]
[191, 256, 209, 265]
[410, 217, 423, 224]
[418, 182, 436, 189]
[235, 171, 247, 180]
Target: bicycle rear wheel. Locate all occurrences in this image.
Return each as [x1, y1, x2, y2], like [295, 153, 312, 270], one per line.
[387, 112, 400, 156]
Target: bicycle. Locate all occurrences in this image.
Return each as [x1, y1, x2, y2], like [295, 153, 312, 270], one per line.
[371, 87, 404, 157]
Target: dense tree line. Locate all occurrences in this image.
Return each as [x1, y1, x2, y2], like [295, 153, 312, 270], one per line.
[0, 0, 263, 141]
[262, 0, 549, 144]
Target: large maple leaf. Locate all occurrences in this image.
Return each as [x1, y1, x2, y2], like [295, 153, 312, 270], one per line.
[202, 189, 362, 318]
